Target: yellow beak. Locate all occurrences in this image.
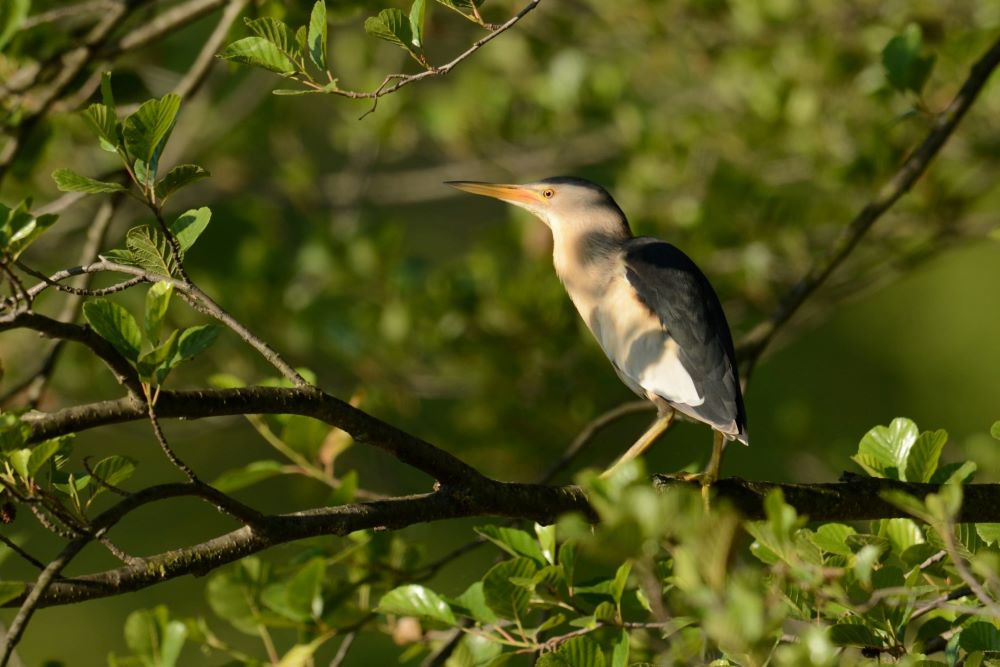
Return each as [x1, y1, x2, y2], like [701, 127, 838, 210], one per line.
[446, 181, 543, 206]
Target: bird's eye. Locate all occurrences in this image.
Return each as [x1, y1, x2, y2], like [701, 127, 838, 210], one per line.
[542, 188, 555, 199]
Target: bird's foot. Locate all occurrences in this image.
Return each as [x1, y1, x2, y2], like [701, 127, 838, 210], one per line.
[678, 471, 716, 510]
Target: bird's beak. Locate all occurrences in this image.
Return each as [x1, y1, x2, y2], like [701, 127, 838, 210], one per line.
[446, 181, 543, 206]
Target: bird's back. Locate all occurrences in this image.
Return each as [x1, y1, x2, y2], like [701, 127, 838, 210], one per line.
[619, 238, 748, 444]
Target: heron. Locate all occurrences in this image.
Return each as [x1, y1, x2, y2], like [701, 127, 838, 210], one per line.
[448, 177, 748, 486]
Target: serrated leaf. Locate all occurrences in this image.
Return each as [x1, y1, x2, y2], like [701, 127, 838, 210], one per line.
[409, 0, 427, 48]
[83, 299, 142, 362]
[220, 36, 297, 74]
[364, 9, 417, 54]
[307, 1, 327, 69]
[91, 455, 137, 489]
[52, 168, 126, 194]
[245, 16, 298, 61]
[377, 584, 455, 625]
[145, 281, 173, 344]
[0, 582, 25, 607]
[905, 429, 948, 483]
[123, 94, 181, 183]
[212, 460, 285, 493]
[83, 104, 121, 153]
[475, 525, 545, 564]
[960, 622, 1000, 652]
[882, 24, 936, 95]
[450, 581, 497, 625]
[482, 557, 536, 621]
[155, 164, 209, 203]
[126, 225, 177, 277]
[177, 325, 219, 361]
[810, 523, 856, 556]
[170, 207, 211, 253]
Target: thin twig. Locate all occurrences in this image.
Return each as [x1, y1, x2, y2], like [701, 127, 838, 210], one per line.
[938, 518, 1000, 618]
[329, 632, 356, 667]
[146, 401, 198, 482]
[738, 35, 1000, 375]
[0, 534, 47, 572]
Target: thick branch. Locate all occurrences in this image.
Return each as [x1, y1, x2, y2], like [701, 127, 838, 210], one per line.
[2, 482, 592, 609]
[738, 35, 1000, 372]
[654, 475, 1000, 522]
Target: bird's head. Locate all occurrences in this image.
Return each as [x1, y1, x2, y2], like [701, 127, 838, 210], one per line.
[446, 177, 631, 238]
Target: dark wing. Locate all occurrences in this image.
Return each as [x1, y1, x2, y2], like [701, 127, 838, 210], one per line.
[623, 237, 748, 442]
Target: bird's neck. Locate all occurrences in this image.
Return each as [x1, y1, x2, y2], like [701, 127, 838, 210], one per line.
[551, 220, 631, 298]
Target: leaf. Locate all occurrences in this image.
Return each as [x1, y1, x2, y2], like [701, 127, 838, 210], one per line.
[145, 281, 173, 344]
[975, 523, 1000, 546]
[220, 36, 297, 74]
[991, 421, 1000, 440]
[475, 525, 546, 564]
[170, 207, 211, 253]
[7, 450, 30, 479]
[810, 523, 856, 557]
[450, 581, 497, 625]
[882, 24, 936, 95]
[27, 437, 70, 476]
[177, 324, 220, 361]
[409, 0, 427, 48]
[879, 518, 924, 553]
[905, 429, 948, 483]
[159, 620, 187, 667]
[100, 71, 116, 110]
[83, 299, 142, 362]
[91, 455, 137, 489]
[853, 418, 919, 480]
[0, 0, 28, 51]
[245, 16, 298, 61]
[538, 636, 606, 667]
[960, 622, 1000, 652]
[137, 330, 180, 385]
[610, 630, 629, 667]
[482, 557, 536, 621]
[0, 582, 25, 607]
[377, 584, 456, 625]
[285, 558, 325, 620]
[52, 168, 126, 194]
[155, 165, 209, 203]
[364, 9, 417, 54]
[82, 103, 121, 153]
[277, 636, 327, 667]
[125, 225, 177, 277]
[307, 1, 327, 69]
[829, 623, 885, 649]
[123, 94, 181, 182]
[2, 205, 58, 260]
[212, 460, 285, 493]
[535, 523, 556, 565]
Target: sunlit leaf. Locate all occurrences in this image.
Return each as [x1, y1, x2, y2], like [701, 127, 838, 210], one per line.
[364, 9, 418, 55]
[220, 37, 296, 74]
[155, 165, 209, 204]
[177, 325, 220, 361]
[125, 225, 178, 277]
[409, 0, 427, 48]
[83, 299, 142, 362]
[905, 429, 948, 483]
[212, 460, 285, 493]
[52, 168, 126, 194]
[83, 103, 121, 153]
[144, 281, 173, 344]
[475, 525, 545, 564]
[377, 584, 456, 625]
[307, 1, 327, 70]
[450, 581, 497, 625]
[482, 557, 536, 621]
[91, 455, 137, 490]
[170, 207, 211, 253]
[123, 94, 181, 183]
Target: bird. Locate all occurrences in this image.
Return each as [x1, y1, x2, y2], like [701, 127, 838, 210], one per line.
[447, 177, 748, 486]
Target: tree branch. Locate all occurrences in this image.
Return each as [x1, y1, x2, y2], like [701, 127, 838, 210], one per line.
[737, 35, 1000, 374]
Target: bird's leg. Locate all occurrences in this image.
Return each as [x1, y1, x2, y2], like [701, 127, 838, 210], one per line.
[600, 410, 674, 479]
[680, 430, 727, 507]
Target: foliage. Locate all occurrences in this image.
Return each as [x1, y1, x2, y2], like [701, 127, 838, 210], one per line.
[1, 0, 999, 665]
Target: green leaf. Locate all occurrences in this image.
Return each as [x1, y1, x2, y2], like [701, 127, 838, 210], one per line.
[7, 449, 30, 479]
[277, 636, 327, 667]
[975, 523, 1000, 546]
[27, 437, 69, 476]
[905, 429, 948, 483]
[124, 608, 158, 658]
[220, 36, 297, 73]
[810, 523, 856, 556]
[0, 0, 28, 51]
[538, 636, 606, 667]
[0, 582, 25, 607]
[991, 421, 1000, 440]
[91, 455, 137, 489]
[137, 330, 180, 385]
[960, 622, 1000, 652]
[879, 518, 924, 553]
[450, 581, 497, 625]
[482, 557, 536, 621]
[377, 584, 456, 625]
[155, 164, 209, 203]
[100, 71, 116, 110]
[51, 168, 126, 194]
[1, 202, 58, 259]
[285, 558, 325, 620]
[125, 225, 177, 277]
[829, 623, 885, 649]
[177, 324, 220, 361]
[307, 1, 327, 70]
[170, 207, 211, 253]
[83, 299, 142, 362]
[145, 281, 173, 344]
[535, 523, 556, 565]
[933, 460, 977, 485]
[364, 9, 418, 54]
[245, 16, 298, 61]
[123, 94, 181, 182]
[409, 0, 427, 48]
[854, 418, 919, 480]
[159, 620, 187, 667]
[475, 525, 546, 564]
[212, 460, 285, 493]
[82, 104, 121, 153]
[882, 24, 936, 95]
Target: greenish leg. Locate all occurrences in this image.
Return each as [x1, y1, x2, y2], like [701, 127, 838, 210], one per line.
[700, 430, 727, 507]
[600, 410, 674, 480]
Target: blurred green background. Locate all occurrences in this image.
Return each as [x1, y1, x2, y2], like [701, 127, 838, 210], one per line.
[2, 0, 1000, 663]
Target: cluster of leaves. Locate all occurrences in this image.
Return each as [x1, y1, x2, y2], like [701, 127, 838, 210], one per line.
[218, 0, 495, 95]
[0, 199, 56, 264]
